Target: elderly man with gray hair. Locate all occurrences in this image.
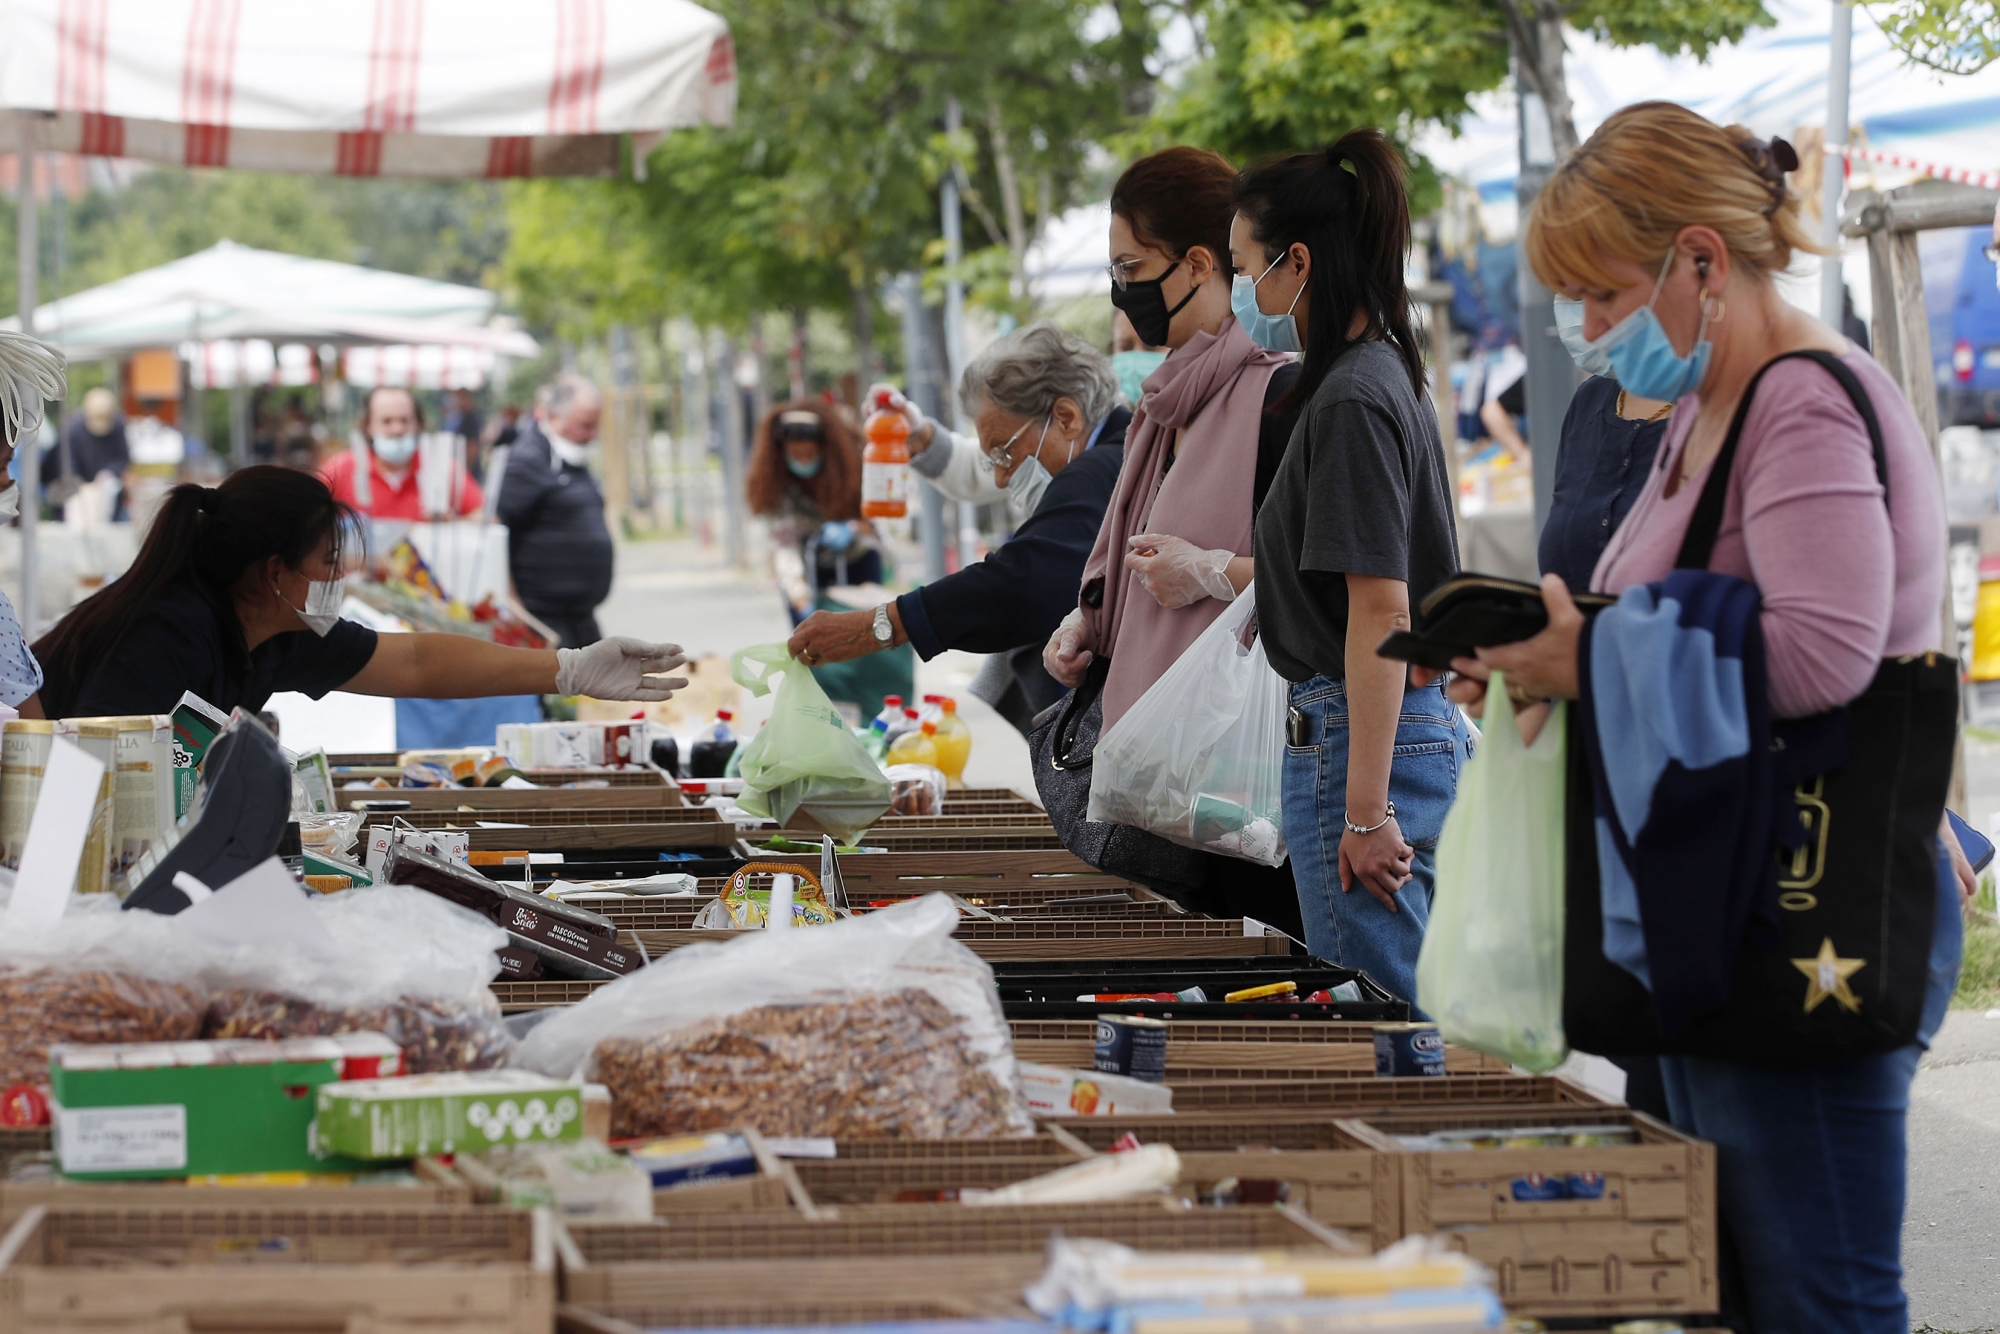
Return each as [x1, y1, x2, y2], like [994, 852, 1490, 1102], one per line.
[788, 322, 1130, 733]
[495, 371, 616, 649]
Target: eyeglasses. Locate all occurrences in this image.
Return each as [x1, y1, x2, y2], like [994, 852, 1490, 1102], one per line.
[982, 417, 1039, 468]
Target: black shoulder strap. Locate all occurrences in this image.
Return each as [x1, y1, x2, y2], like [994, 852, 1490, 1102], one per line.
[1674, 349, 1889, 571]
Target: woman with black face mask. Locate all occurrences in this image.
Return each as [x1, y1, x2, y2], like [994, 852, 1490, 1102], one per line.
[1038, 145, 1307, 937]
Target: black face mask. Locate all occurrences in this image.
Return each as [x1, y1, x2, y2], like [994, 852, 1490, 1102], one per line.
[1110, 259, 1201, 348]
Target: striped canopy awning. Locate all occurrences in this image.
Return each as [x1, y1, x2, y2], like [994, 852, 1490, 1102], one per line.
[0, 0, 735, 178]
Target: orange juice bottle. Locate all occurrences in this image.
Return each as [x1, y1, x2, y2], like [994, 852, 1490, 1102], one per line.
[862, 388, 911, 519]
[931, 698, 972, 788]
[886, 719, 939, 768]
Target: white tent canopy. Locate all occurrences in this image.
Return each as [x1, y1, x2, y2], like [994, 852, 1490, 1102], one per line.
[0, 0, 735, 177]
[1, 240, 539, 359]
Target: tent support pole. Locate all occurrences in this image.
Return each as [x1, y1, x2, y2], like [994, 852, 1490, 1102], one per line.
[15, 113, 40, 636]
[1819, 0, 1852, 326]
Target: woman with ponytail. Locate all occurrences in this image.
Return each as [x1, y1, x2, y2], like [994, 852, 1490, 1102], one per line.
[1234, 132, 1468, 1008]
[35, 465, 689, 720]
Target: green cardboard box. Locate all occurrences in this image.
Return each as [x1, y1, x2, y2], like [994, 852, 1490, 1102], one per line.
[314, 1072, 585, 1161]
[50, 1034, 403, 1180]
[170, 690, 229, 822]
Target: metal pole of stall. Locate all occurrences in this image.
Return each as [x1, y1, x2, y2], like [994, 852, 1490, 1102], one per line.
[15, 114, 41, 635]
[1819, 0, 1853, 327]
[897, 272, 949, 583]
[1511, 48, 1575, 540]
[941, 97, 979, 568]
[713, 329, 746, 571]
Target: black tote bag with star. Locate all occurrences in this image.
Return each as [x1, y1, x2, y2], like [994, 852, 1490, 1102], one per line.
[1562, 351, 1958, 1063]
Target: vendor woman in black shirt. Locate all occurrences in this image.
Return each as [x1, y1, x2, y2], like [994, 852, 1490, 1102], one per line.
[1236, 133, 1470, 1010]
[33, 466, 687, 719]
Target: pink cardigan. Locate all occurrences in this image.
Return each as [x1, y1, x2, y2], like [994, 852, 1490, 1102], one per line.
[1593, 348, 1945, 718]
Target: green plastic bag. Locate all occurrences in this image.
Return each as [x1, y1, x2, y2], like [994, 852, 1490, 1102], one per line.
[1415, 674, 1569, 1073]
[729, 643, 892, 841]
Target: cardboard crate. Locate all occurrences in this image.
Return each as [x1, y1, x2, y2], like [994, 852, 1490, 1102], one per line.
[1165, 1073, 1599, 1114]
[1336, 1105, 1717, 1319]
[626, 927, 1293, 962]
[819, 827, 1070, 853]
[874, 814, 1053, 829]
[0, 1158, 473, 1227]
[560, 1202, 1349, 1327]
[0, 1205, 554, 1333]
[340, 785, 685, 813]
[579, 897, 1186, 933]
[362, 805, 723, 829]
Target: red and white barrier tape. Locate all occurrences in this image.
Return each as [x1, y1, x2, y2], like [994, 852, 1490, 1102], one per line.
[1826, 142, 2000, 191]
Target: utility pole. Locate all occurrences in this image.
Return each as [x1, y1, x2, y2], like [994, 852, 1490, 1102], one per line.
[15, 115, 41, 635]
[712, 329, 746, 570]
[897, 273, 949, 583]
[1820, 0, 1853, 326]
[1512, 37, 1576, 539]
[941, 97, 978, 569]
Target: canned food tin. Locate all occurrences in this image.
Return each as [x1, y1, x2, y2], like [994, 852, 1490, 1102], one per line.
[0, 720, 54, 870]
[1094, 1013, 1169, 1083]
[1372, 1021, 1446, 1077]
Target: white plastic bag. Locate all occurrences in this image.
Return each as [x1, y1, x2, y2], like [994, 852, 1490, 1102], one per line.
[1087, 588, 1288, 866]
[1416, 676, 1568, 1072]
[516, 893, 1031, 1140]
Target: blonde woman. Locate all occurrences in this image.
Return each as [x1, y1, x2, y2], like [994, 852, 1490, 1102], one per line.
[1425, 102, 1957, 1332]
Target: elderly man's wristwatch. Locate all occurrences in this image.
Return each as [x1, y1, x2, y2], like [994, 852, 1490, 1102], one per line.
[872, 604, 894, 645]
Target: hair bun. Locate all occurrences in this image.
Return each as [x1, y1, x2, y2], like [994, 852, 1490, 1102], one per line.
[1739, 135, 1799, 213]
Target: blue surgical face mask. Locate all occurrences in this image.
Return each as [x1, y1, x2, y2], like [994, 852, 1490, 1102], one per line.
[1230, 253, 1303, 354]
[371, 432, 418, 467]
[1111, 349, 1166, 404]
[1552, 296, 1614, 378]
[785, 454, 823, 479]
[1571, 253, 1714, 403]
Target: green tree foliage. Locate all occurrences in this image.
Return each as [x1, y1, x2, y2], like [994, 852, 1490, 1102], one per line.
[1861, 0, 1999, 75]
[1165, 0, 1770, 168]
[501, 0, 1158, 342]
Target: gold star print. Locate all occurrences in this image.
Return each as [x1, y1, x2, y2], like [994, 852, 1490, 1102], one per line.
[1792, 937, 1866, 1014]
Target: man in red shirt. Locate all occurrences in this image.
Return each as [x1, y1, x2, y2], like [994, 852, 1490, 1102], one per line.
[320, 386, 484, 520]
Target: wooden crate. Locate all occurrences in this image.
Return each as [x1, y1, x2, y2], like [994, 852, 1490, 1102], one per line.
[0, 1205, 555, 1333]
[0, 1159, 473, 1227]
[1336, 1105, 1718, 1319]
[625, 927, 1293, 962]
[1165, 1073, 1599, 1114]
[339, 785, 684, 813]
[873, 813, 1052, 829]
[579, 896, 1185, 932]
[560, 1201, 1349, 1327]
[361, 805, 724, 829]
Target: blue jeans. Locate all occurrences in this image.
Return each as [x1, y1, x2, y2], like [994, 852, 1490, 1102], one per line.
[1658, 839, 1963, 1332]
[1282, 675, 1473, 1007]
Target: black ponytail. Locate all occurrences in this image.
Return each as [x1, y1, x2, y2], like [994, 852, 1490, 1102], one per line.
[1234, 129, 1423, 414]
[34, 466, 356, 718]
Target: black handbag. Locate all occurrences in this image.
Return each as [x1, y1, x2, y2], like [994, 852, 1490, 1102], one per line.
[1028, 657, 1212, 908]
[1563, 350, 1958, 1063]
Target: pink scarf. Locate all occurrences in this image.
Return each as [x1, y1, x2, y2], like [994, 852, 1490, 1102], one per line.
[1078, 318, 1286, 729]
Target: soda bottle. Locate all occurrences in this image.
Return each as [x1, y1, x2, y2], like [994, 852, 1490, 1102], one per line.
[871, 695, 905, 733]
[689, 710, 738, 778]
[887, 719, 940, 768]
[883, 706, 920, 750]
[931, 697, 972, 788]
[917, 693, 945, 726]
[862, 388, 911, 519]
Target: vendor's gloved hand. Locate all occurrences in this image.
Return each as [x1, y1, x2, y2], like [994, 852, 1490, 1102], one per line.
[1043, 608, 1093, 689]
[864, 381, 931, 453]
[1124, 532, 1237, 608]
[555, 637, 690, 702]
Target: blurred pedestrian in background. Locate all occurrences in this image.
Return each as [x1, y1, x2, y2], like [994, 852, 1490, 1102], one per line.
[320, 386, 483, 522]
[496, 372, 615, 649]
[747, 400, 879, 628]
[51, 386, 130, 517]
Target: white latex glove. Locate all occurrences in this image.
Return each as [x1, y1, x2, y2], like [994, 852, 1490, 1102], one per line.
[865, 381, 930, 453]
[1124, 532, 1237, 608]
[1043, 607, 1093, 689]
[555, 637, 691, 701]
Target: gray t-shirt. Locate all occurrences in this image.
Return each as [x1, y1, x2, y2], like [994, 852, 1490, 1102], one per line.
[1253, 340, 1460, 683]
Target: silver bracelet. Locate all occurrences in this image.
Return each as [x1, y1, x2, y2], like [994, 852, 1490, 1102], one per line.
[1345, 802, 1397, 836]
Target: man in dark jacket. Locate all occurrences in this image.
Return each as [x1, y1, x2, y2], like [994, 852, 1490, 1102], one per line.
[496, 373, 616, 648]
[787, 324, 1125, 735]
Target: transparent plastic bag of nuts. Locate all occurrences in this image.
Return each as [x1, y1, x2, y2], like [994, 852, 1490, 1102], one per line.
[518, 893, 1031, 1140]
[0, 895, 206, 1089]
[193, 884, 514, 1072]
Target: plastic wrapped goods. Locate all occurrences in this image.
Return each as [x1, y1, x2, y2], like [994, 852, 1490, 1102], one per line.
[517, 893, 1029, 1140]
[193, 884, 515, 1073]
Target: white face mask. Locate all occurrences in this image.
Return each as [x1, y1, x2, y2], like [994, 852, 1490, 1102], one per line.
[0, 486, 18, 522]
[372, 433, 418, 467]
[288, 576, 345, 637]
[1004, 414, 1076, 523]
[548, 429, 593, 468]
